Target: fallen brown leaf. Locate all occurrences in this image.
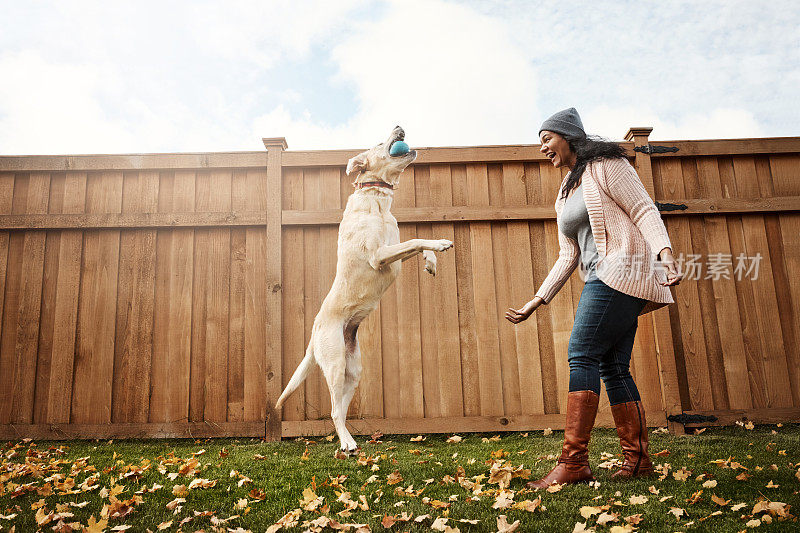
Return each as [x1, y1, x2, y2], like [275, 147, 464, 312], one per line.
[496, 515, 520, 532]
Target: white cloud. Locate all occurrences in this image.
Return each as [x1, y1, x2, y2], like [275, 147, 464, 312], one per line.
[0, 51, 135, 154]
[0, 0, 373, 154]
[251, 0, 540, 149]
[584, 105, 765, 141]
[187, 0, 371, 67]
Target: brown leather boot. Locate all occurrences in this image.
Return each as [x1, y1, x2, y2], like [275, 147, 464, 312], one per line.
[527, 390, 599, 489]
[610, 400, 654, 479]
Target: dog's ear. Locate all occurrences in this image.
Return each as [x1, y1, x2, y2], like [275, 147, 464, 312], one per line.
[346, 152, 368, 176]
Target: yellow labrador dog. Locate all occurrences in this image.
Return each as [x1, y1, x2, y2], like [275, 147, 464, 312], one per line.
[275, 126, 453, 454]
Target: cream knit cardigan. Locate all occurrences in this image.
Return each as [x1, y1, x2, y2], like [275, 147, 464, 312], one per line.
[534, 157, 674, 315]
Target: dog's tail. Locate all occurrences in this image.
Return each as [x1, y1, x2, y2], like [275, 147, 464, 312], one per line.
[275, 345, 316, 410]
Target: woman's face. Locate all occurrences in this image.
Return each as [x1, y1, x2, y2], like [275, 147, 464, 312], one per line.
[539, 130, 576, 169]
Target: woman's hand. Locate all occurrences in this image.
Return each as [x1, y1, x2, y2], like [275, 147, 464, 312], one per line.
[506, 297, 544, 324]
[658, 248, 683, 286]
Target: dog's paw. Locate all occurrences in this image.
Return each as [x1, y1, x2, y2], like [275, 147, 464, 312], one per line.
[423, 250, 437, 275]
[433, 239, 453, 252]
[338, 444, 360, 457]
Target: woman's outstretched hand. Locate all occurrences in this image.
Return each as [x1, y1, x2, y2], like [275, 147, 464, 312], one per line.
[658, 248, 683, 286]
[506, 296, 544, 324]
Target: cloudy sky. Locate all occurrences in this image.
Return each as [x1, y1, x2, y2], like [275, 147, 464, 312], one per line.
[1, 0, 798, 155]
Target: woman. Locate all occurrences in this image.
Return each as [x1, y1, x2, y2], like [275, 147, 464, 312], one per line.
[506, 108, 682, 488]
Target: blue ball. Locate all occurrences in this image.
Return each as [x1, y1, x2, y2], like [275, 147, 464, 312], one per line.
[389, 140, 410, 156]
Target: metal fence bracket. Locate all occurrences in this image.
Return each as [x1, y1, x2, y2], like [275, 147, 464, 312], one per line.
[634, 144, 680, 154]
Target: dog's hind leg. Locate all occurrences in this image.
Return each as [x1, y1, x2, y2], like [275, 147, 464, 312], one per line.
[316, 325, 359, 454]
[340, 320, 363, 444]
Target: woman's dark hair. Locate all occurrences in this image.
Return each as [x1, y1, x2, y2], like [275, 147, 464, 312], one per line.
[559, 134, 627, 199]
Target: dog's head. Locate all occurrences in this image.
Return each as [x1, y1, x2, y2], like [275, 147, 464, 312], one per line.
[346, 126, 417, 187]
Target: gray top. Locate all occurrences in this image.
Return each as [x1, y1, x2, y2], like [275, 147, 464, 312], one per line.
[558, 182, 600, 282]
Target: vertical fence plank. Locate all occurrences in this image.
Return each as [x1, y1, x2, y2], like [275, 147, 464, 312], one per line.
[680, 158, 730, 410]
[302, 168, 323, 420]
[754, 156, 796, 407]
[414, 166, 442, 418]
[244, 168, 269, 422]
[380, 278, 401, 419]
[191, 170, 231, 423]
[0, 172, 12, 421]
[228, 170, 249, 422]
[0, 173, 12, 355]
[281, 168, 306, 422]
[395, 167, 425, 418]
[497, 163, 543, 415]
[38, 172, 86, 424]
[466, 163, 503, 416]
[488, 164, 522, 415]
[113, 171, 158, 423]
[718, 158, 769, 408]
[731, 156, 791, 408]
[72, 171, 123, 424]
[769, 154, 800, 406]
[2, 173, 49, 424]
[150, 171, 195, 424]
[502, 162, 544, 415]
[32, 174, 60, 425]
[0, 175, 26, 425]
[451, 164, 480, 417]
[696, 157, 751, 410]
[428, 164, 464, 418]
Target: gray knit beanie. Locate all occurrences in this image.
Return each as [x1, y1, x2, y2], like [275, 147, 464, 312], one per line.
[539, 107, 586, 139]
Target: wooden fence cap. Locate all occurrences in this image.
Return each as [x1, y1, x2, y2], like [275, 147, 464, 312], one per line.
[625, 127, 654, 141]
[262, 137, 288, 150]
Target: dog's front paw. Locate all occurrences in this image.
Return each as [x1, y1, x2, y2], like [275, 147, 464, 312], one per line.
[423, 250, 437, 276]
[433, 239, 453, 252]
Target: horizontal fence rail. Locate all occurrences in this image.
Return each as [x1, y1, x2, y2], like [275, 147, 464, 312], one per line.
[1, 133, 799, 440]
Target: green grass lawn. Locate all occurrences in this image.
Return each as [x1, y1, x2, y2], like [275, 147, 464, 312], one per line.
[1, 424, 798, 532]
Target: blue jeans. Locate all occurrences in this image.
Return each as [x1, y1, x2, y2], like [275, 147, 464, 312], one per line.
[568, 279, 648, 406]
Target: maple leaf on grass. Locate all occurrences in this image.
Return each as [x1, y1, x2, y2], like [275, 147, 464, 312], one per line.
[84, 515, 108, 533]
[580, 506, 602, 519]
[624, 514, 643, 525]
[387, 470, 403, 485]
[514, 496, 542, 512]
[596, 512, 618, 526]
[496, 515, 520, 533]
[628, 494, 648, 505]
[711, 494, 730, 506]
[668, 507, 685, 519]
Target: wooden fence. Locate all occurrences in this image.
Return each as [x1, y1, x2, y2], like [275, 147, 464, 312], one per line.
[1, 130, 799, 440]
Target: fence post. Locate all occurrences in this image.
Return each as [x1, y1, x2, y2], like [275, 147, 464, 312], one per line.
[263, 137, 287, 441]
[625, 127, 686, 435]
